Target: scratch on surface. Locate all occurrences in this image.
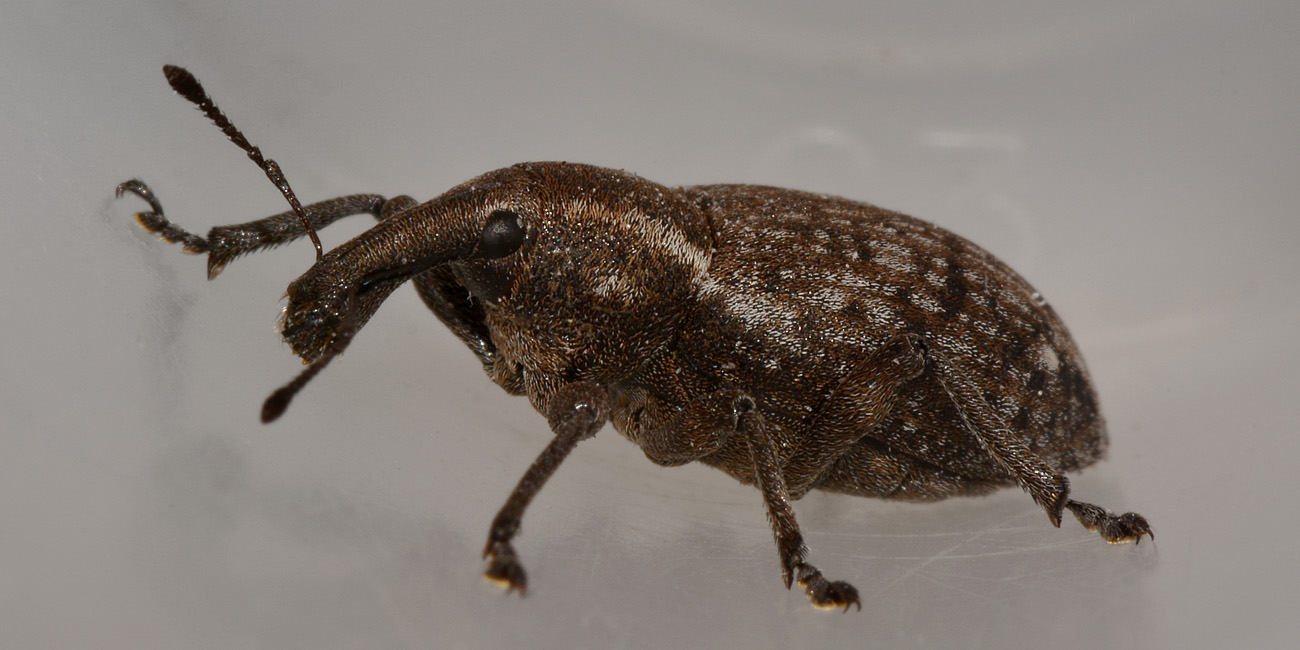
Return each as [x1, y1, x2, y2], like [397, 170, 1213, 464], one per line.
[861, 509, 1095, 598]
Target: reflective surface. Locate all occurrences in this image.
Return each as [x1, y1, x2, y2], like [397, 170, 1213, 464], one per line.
[3, 1, 1297, 648]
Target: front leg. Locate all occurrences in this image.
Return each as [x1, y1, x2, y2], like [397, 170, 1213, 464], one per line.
[116, 178, 412, 278]
[482, 382, 609, 594]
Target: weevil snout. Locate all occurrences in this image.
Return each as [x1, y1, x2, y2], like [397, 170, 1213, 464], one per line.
[279, 306, 338, 362]
[278, 201, 478, 363]
[279, 258, 422, 362]
[262, 253, 422, 422]
[279, 270, 353, 362]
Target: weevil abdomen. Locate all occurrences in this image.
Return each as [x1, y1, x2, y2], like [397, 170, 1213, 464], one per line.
[616, 184, 1105, 497]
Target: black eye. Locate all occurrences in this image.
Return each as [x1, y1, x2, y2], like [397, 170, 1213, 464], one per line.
[478, 209, 526, 259]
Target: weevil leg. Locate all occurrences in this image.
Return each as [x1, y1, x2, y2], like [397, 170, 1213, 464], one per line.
[198, 193, 415, 277]
[633, 390, 861, 609]
[783, 334, 928, 499]
[482, 382, 608, 595]
[925, 344, 1153, 543]
[116, 179, 211, 255]
[376, 195, 418, 219]
[411, 263, 503, 380]
[736, 396, 861, 611]
[1064, 500, 1153, 544]
[629, 387, 751, 466]
[116, 178, 415, 278]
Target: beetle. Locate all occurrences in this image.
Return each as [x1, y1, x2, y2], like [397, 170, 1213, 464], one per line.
[118, 65, 1151, 611]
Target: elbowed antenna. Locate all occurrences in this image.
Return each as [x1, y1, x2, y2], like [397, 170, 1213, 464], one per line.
[158, 64, 357, 422]
[162, 64, 324, 262]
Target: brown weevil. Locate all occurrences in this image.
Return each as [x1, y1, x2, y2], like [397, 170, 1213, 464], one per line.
[118, 65, 1152, 611]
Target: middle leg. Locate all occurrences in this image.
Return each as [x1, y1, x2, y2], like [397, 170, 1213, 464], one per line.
[736, 396, 861, 611]
[783, 333, 928, 499]
[633, 389, 861, 610]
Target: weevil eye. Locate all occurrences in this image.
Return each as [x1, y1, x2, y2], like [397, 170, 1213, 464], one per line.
[478, 209, 526, 258]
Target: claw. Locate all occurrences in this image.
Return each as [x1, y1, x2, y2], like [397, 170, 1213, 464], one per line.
[796, 563, 862, 612]
[1105, 512, 1154, 545]
[805, 579, 861, 612]
[483, 542, 528, 595]
[1066, 501, 1154, 545]
[114, 178, 212, 256]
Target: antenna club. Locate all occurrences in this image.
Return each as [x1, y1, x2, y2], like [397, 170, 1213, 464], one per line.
[163, 65, 206, 105]
[261, 389, 291, 423]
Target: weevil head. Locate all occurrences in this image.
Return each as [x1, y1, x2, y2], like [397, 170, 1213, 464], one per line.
[279, 162, 713, 383]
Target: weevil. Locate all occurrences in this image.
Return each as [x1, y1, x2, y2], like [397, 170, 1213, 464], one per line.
[118, 65, 1152, 611]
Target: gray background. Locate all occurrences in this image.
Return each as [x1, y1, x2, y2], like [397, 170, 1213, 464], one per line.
[3, 1, 1297, 648]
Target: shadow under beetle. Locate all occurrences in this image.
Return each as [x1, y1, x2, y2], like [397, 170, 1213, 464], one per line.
[118, 65, 1152, 611]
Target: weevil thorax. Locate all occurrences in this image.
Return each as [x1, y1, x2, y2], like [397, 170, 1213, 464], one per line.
[451, 162, 713, 381]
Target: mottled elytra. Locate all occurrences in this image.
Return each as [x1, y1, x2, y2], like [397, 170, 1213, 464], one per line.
[119, 65, 1152, 611]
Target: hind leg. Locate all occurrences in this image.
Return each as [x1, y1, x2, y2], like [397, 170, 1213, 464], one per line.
[923, 344, 1153, 543]
[1065, 500, 1153, 543]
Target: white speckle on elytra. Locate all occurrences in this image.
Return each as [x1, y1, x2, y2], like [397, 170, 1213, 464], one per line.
[910, 292, 942, 313]
[594, 272, 632, 300]
[813, 286, 848, 311]
[1039, 345, 1060, 371]
[871, 241, 917, 275]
